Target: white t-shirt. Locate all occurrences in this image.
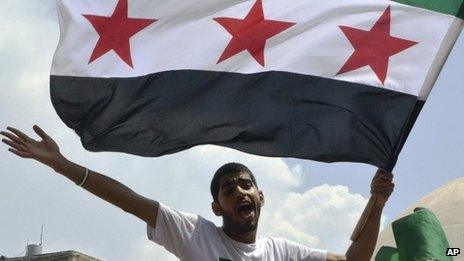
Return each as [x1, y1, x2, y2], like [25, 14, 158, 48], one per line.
[147, 203, 327, 261]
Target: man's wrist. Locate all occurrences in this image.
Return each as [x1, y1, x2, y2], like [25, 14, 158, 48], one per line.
[50, 154, 69, 173]
[372, 195, 387, 208]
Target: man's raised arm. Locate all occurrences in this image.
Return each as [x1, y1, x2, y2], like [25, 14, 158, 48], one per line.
[1, 125, 159, 227]
[326, 169, 394, 261]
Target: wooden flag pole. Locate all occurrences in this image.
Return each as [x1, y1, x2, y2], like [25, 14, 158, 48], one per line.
[350, 167, 394, 241]
[350, 195, 377, 241]
[350, 89, 424, 242]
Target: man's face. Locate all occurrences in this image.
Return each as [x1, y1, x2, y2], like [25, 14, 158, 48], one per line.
[213, 171, 264, 232]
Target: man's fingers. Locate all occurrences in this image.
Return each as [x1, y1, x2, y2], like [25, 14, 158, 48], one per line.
[372, 182, 394, 188]
[2, 138, 28, 152]
[374, 170, 393, 180]
[372, 189, 394, 195]
[372, 187, 393, 193]
[1, 131, 26, 145]
[373, 169, 393, 186]
[371, 184, 395, 190]
[33, 125, 50, 141]
[372, 177, 393, 184]
[372, 170, 394, 203]
[371, 184, 394, 194]
[371, 186, 394, 193]
[6, 127, 33, 142]
[8, 148, 31, 158]
[372, 178, 394, 185]
[372, 182, 395, 189]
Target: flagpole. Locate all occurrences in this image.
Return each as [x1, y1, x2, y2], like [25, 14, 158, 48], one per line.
[350, 101, 424, 242]
[350, 195, 378, 241]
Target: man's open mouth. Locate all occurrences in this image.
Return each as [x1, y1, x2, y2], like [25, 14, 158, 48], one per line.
[236, 202, 255, 220]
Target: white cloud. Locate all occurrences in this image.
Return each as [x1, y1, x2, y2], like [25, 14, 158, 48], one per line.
[266, 185, 373, 252]
[17, 72, 49, 98]
[128, 237, 177, 261]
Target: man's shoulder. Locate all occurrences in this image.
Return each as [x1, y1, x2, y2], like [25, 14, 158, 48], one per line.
[257, 236, 291, 247]
[258, 236, 328, 260]
[158, 203, 220, 232]
[158, 203, 199, 221]
[196, 214, 219, 228]
[258, 236, 314, 251]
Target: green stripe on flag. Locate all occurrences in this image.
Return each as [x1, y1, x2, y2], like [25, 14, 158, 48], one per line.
[392, 0, 464, 19]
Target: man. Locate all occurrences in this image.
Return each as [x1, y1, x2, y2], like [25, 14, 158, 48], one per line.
[1, 125, 394, 260]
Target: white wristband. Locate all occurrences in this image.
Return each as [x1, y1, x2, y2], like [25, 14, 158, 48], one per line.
[78, 168, 90, 187]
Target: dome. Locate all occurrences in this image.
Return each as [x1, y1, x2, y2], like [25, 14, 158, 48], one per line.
[374, 177, 464, 261]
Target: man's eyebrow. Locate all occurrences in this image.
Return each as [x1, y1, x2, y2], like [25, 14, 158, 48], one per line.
[220, 177, 252, 189]
[220, 183, 231, 190]
[221, 180, 235, 189]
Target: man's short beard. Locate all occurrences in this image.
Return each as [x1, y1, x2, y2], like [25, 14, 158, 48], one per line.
[223, 208, 261, 232]
[235, 219, 259, 232]
[234, 208, 261, 232]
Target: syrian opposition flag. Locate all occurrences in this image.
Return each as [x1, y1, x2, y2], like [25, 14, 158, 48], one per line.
[50, 0, 463, 170]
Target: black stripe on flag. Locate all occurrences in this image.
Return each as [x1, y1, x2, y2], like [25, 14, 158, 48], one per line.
[50, 70, 419, 169]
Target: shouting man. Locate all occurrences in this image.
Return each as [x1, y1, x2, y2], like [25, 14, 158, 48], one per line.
[1, 125, 393, 260]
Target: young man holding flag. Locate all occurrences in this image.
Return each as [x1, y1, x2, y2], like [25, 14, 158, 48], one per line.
[1, 125, 393, 261]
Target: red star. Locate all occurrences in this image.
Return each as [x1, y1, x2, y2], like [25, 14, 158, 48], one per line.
[83, 0, 157, 68]
[214, 0, 295, 67]
[337, 6, 418, 84]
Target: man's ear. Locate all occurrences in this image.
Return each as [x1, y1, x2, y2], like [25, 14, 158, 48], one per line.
[212, 201, 223, 216]
[259, 190, 265, 207]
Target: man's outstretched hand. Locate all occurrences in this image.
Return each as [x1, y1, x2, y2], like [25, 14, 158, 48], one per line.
[371, 169, 394, 205]
[1, 125, 160, 227]
[1, 125, 62, 168]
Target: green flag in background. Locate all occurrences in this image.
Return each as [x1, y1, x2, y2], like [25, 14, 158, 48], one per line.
[376, 246, 400, 261]
[376, 208, 451, 261]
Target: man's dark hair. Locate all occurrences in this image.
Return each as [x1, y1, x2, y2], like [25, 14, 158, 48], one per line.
[210, 162, 258, 202]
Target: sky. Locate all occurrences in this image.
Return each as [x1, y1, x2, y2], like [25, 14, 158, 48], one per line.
[0, 1, 463, 260]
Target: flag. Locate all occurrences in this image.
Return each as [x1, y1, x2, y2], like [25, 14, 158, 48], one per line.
[50, 0, 464, 169]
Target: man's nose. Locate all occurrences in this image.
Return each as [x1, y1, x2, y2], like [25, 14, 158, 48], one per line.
[234, 186, 247, 199]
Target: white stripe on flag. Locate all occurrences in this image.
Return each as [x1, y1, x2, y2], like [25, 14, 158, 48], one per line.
[52, 0, 461, 100]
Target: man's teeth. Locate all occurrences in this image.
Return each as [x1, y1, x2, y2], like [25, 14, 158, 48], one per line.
[237, 204, 253, 212]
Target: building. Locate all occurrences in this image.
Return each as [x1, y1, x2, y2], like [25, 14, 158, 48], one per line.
[374, 177, 464, 261]
[0, 245, 101, 261]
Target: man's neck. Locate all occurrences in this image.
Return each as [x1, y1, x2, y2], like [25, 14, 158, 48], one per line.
[222, 226, 257, 244]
